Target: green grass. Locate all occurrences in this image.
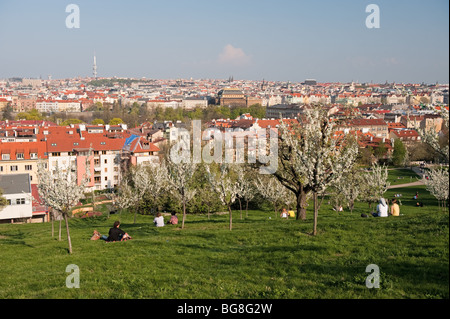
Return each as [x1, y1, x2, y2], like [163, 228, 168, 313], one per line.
[0, 185, 448, 299]
[387, 168, 421, 186]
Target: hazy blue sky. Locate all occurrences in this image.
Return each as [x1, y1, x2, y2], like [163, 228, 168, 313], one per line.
[0, 0, 448, 83]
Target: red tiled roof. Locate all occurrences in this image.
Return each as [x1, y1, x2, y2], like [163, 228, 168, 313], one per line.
[0, 141, 47, 160]
[391, 129, 420, 138]
[349, 118, 387, 126]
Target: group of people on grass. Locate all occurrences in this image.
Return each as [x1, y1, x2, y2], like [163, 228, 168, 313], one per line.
[280, 208, 295, 219]
[93, 192, 419, 241]
[370, 198, 401, 217]
[90, 212, 179, 242]
[153, 212, 178, 227]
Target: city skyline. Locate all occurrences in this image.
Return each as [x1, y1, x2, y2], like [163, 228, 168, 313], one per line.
[0, 0, 449, 83]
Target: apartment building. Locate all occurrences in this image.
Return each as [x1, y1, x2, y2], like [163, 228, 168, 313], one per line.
[0, 122, 160, 193]
[45, 132, 126, 191]
[0, 173, 33, 224]
[0, 140, 47, 184]
[337, 118, 389, 138]
[36, 100, 59, 113]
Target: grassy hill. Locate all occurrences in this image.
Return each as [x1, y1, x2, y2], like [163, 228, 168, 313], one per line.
[0, 185, 448, 299]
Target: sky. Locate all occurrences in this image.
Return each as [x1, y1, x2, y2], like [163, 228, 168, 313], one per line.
[0, 0, 448, 83]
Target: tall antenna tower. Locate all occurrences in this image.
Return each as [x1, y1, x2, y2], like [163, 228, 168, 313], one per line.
[93, 52, 98, 79]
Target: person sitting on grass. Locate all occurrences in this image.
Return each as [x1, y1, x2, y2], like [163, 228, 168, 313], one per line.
[167, 212, 178, 225]
[280, 208, 289, 218]
[372, 198, 388, 217]
[390, 199, 400, 216]
[98, 221, 132, 242]
[154, 212, 165, 227]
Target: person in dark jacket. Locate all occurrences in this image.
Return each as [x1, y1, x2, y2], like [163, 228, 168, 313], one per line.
[100, 221, 131, 242]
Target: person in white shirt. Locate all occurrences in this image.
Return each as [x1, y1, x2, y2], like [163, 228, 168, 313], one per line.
[153, 213, 165, 227]
[373, 198, 388, 217]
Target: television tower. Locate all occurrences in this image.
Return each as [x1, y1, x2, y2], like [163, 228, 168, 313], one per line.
[93, 52, 98, 79]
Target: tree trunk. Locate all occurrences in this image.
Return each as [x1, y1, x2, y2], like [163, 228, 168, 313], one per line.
[228, 205, 232, 231]
[51, 209, 54, 238]
[313, 192, 318, 236]
[238, 198, 242, 220]
[182, 199, 186, 229]
[296, 190, 308, 220]
[64, 213, 73, 254]
[245, 200, 249, 218]
[349, 202, 354, 214]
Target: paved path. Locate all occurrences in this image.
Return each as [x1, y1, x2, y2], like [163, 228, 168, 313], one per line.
[388, 167, 424, 189]
[388, 180, 424, 189]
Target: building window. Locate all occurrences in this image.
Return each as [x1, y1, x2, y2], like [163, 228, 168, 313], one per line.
[15, 198, 26, 205]
[10, 165, 18, 171]
[51, 152, 61, 157]
[30, 153, 38, 159]
[16, 153, 24, 160]
[104, 159, 108, 164]
[25, 165, 32, 171]
[2, 154, 10, 160]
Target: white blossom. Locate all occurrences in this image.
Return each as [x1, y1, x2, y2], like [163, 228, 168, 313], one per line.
[415, 105, 449, 162]
[254, 175, 292, 216]
[360, 163, 390, 209]
[205, 163, 240, 230]
[423, 166, 449, 210]
[36, 160, 87, 254]
[165, 159, 197, 228]
[276, 107, 359, 234]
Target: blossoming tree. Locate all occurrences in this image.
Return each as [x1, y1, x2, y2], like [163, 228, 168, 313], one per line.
[275, 107, 359, 234]
[36, 161, 87, 254]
